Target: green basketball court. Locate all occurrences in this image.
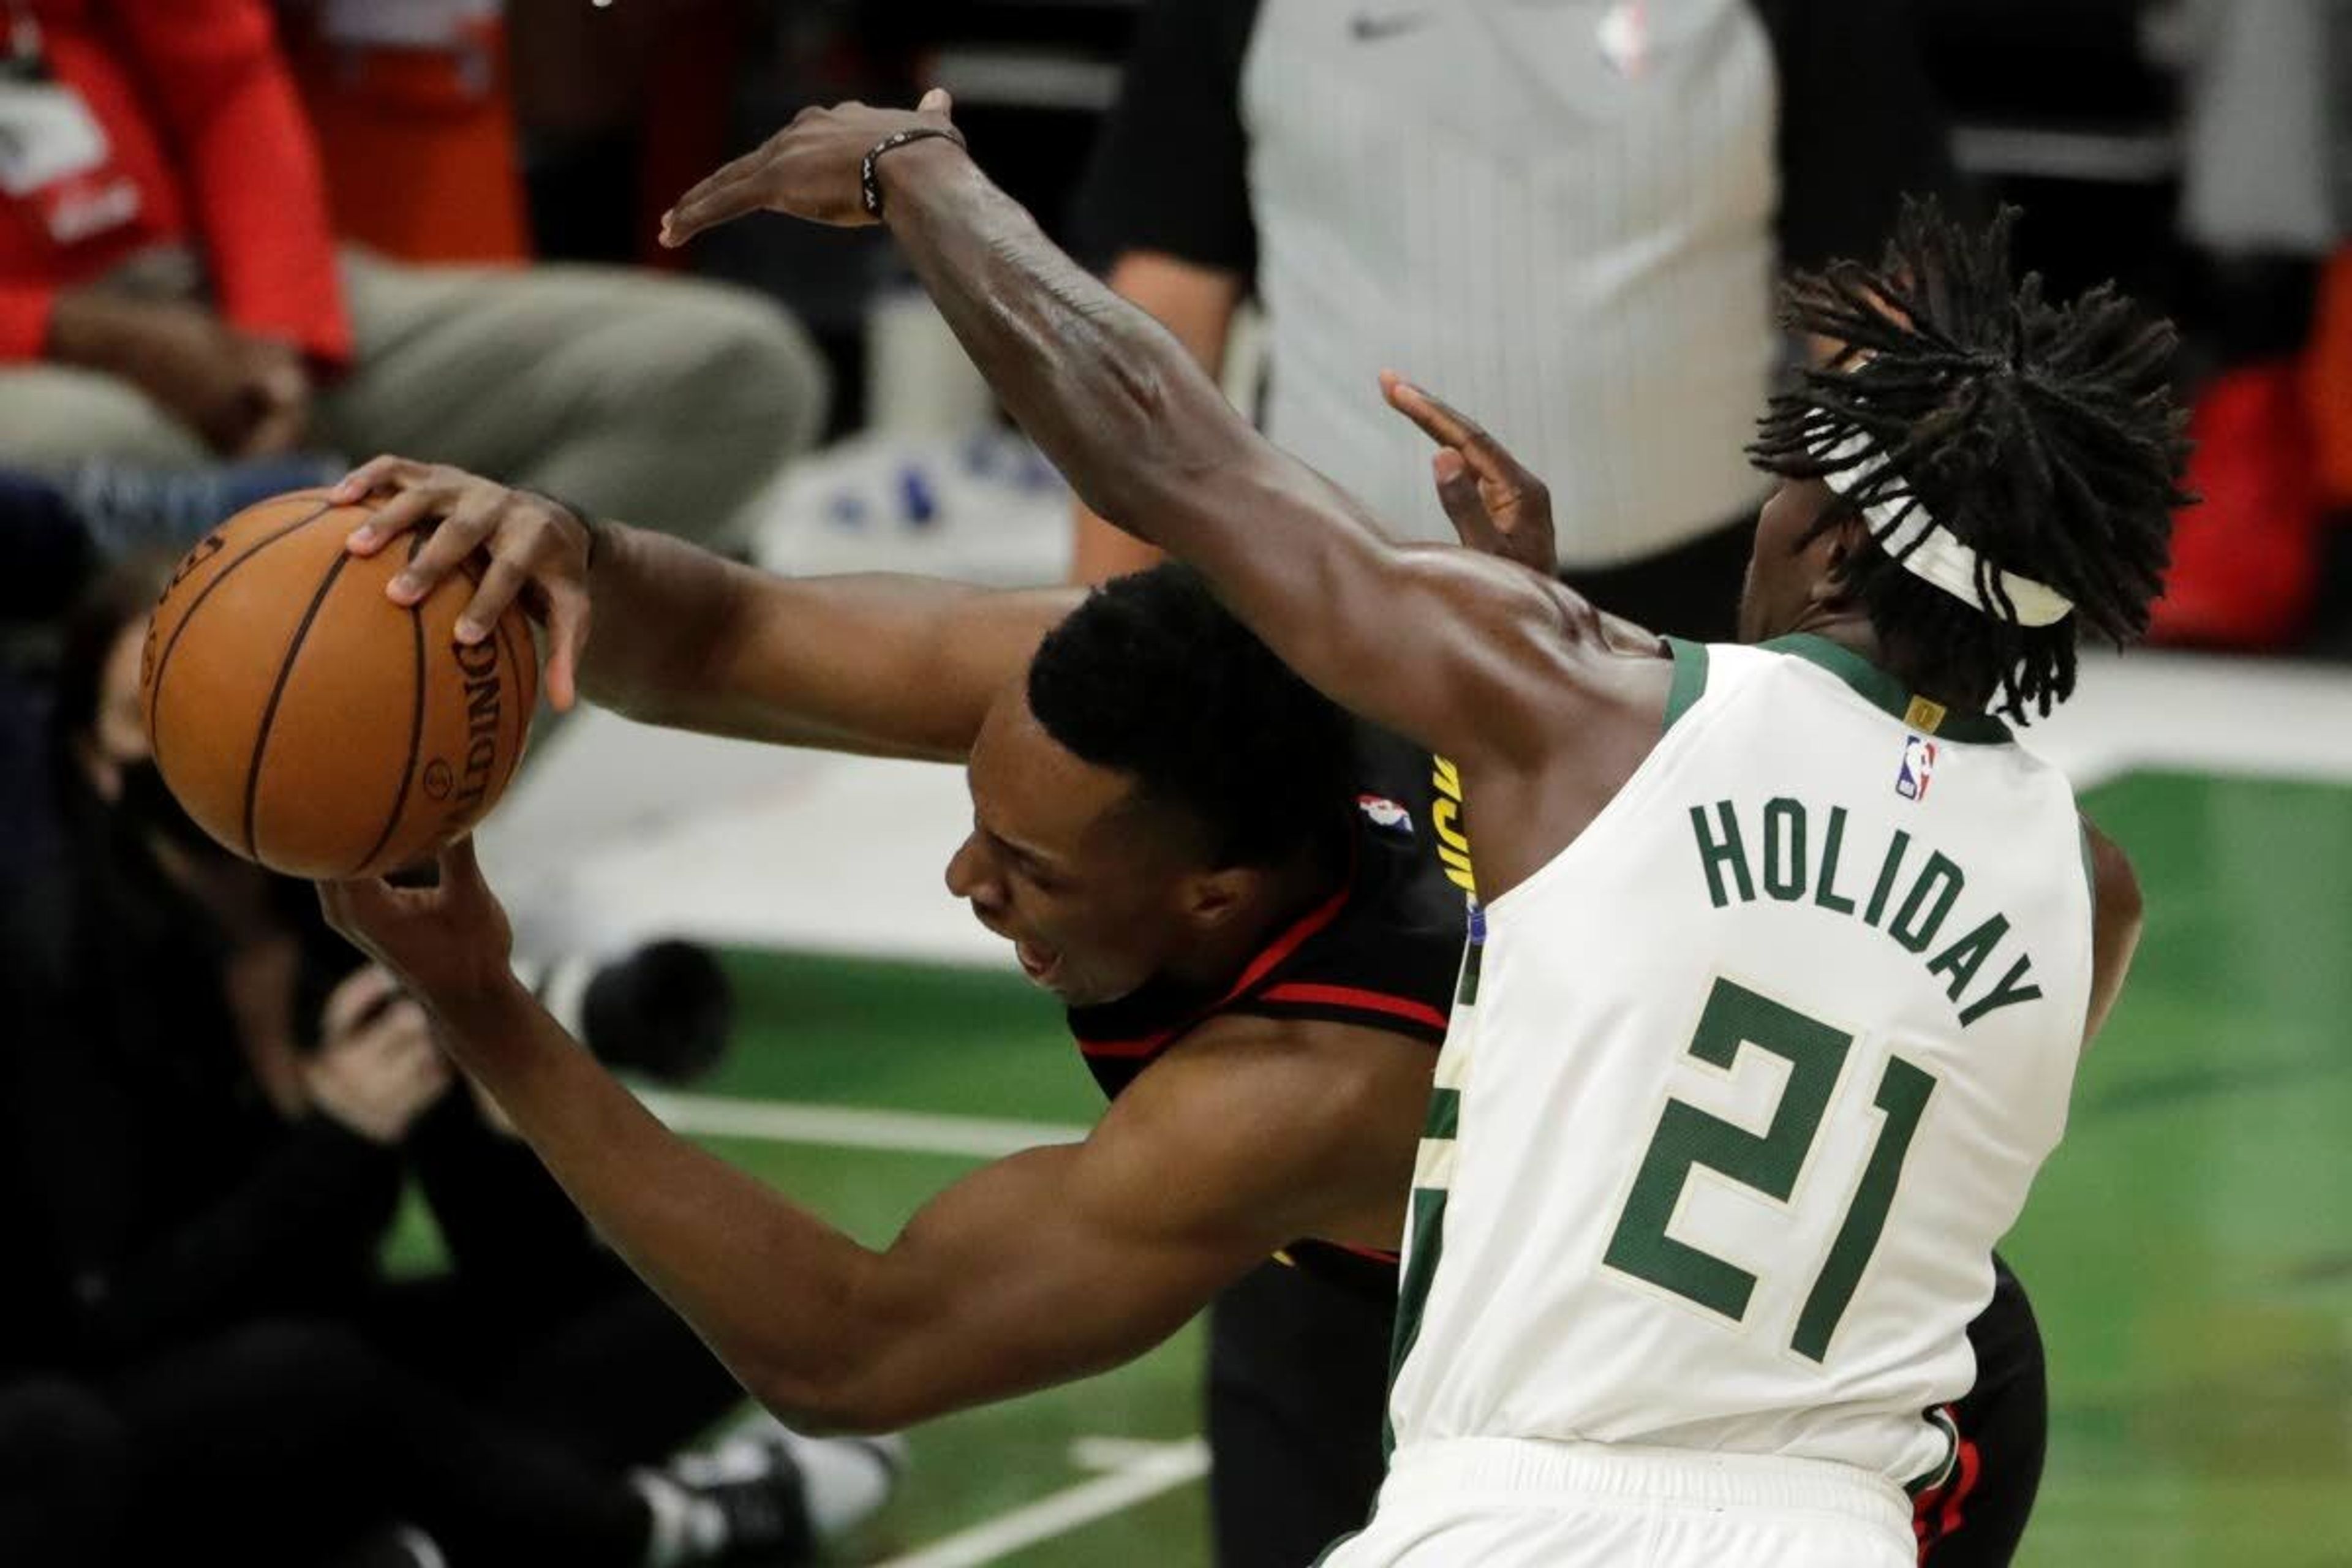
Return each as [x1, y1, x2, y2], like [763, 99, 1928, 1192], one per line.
[407, 766, 2351, 1565]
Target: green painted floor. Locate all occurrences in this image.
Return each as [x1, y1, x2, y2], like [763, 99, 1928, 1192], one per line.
[1994, 772, 2352, 1567]
[401, 768, 2352, 1564]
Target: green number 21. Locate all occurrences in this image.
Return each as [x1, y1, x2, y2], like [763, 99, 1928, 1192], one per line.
[1602, 976, 1937, 1362]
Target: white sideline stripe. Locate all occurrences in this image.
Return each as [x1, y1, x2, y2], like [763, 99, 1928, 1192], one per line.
[1069, 1436, 1193, 1472]
[641, 1090, 1087, 1159]
[876, 1439, 1210, 1568]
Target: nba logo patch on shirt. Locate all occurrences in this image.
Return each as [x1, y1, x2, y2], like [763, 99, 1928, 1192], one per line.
[1596, 0, 1648, 77]
[1896, 735, 1938, 802]
[1356, 794, 1413, 835]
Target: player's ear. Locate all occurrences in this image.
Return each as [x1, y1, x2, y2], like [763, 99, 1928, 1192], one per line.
[1810, 510, 1872, 609]
[1179, 865, 1261, 931]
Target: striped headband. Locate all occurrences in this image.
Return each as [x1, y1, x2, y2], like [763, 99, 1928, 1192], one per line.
[1812, 428, 2075, 628]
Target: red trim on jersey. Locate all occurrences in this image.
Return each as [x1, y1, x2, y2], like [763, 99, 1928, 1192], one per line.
[1258, 981, 1448, 1033]
[1077, 880, 1355, 1059]
[1325, 1239, 1401, 1264]
[1912, 1410, 1983, 1560]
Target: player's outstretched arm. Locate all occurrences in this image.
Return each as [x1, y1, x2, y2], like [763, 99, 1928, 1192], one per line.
[320, 839, 1425, 1431]
[587, 521, 1076, 760]
[661, 98, 1602, 775]
[334, 458, 1076, 760]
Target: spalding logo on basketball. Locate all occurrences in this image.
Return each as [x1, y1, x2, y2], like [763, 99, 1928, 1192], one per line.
[139, 489, 537, 879]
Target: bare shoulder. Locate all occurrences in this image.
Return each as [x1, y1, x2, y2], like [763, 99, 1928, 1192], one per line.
[1389, 545, 1676, 729]
[1398, 557, 1679, 899]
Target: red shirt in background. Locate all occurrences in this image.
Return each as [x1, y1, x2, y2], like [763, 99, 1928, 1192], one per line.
[0, 0, 352, 366]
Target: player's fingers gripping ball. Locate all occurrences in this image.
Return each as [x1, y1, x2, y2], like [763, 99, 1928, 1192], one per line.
[139, 489, 537, 878]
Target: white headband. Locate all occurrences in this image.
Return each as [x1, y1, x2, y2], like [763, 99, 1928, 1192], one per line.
[1812, 431, 2075, 628]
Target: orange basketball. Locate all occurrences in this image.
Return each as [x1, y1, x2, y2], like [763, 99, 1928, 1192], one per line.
[138, 489, 537, 879]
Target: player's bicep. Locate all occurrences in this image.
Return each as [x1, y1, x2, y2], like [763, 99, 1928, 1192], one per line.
[820, 1021, 1419, 1431]
[823, 1140, 1275, 1430]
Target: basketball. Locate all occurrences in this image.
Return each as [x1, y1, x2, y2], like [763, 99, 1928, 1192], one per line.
[138, 489, 538, 879]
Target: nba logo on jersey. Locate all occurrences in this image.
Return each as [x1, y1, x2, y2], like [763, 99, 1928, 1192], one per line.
[1357, 794, 1413, 835]
[1896, 735, 1938, 801]
[1596, 0, 1648, 77]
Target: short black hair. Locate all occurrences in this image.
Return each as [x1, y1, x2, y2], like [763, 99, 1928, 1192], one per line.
[1749, 199, 2192, 721]
[1027, 564, 1354, 869]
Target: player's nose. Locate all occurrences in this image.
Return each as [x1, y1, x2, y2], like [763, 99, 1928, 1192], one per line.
[944, 832, 1006, 913]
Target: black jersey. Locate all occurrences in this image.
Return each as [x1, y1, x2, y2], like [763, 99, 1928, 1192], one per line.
[1065, 731, 1467, 1288]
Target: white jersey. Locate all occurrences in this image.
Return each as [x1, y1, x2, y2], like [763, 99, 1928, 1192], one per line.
[1386, 636, 2097, 1493]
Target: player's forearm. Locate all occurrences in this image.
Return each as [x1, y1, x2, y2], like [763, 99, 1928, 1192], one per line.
[867, 149, 1533, 763]
[577, 521, 755, 726]
[581, 525, 1056, 758]
[1068, 249, 1243, 583]
[878, 147, 1392, 626]
[428, 978, 895, 1428]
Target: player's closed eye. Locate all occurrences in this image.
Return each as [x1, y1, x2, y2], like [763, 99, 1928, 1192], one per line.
[1011, 862, 1070, 896]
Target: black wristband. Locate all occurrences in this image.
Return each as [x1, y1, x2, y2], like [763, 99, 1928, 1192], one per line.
[861, 126, 967, 219]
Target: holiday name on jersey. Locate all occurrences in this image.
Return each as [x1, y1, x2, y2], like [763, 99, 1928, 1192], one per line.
[1688, 798, 2043, 1028]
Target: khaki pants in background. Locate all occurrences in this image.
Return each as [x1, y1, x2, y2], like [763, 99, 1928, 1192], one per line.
[0, 247, 831, 546]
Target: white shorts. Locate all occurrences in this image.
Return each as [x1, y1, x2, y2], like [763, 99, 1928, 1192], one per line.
[1319, 1438, 1917, 1568]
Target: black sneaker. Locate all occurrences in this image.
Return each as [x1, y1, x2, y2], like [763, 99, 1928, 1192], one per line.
[330, 1523, 447, 1568]
[691, 1444, 815, 1565]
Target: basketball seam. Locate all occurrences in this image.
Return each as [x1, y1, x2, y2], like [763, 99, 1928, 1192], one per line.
[146, 496, 338, 781]
[241, 548, 356, 862]
[351, 543, 429, 877]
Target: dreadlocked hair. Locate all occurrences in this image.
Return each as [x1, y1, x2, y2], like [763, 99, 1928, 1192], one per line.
[1748, 198, 2192, 722]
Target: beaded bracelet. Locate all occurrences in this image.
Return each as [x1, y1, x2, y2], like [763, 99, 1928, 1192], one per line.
[861, 126, 968, 218]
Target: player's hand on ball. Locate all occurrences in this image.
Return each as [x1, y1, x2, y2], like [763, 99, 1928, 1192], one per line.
[333, 458, 592, 712]
[1381, 372, 1558, 575]
[318, 838, 517, 1016]
[306, 965, 454, 1144]
[659, 89, 960, 244]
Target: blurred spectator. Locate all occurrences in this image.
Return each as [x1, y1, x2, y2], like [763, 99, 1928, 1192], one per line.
[0, 458, 347, 636]
[0, 0, 825, 543]
[277, 0, 530, 266]
[274, 0, 754, 271]
[2150, 0, 2351, 647]
[0, 561, 899, 1567]
[1071, 0, 1954, 644]
[502, 0, 753, 267]
[0, 458, 331, 921]
[1068, 5, 1950, 1560]
[0, 469, 96, 628]
[0, 1378, 124, 1568]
